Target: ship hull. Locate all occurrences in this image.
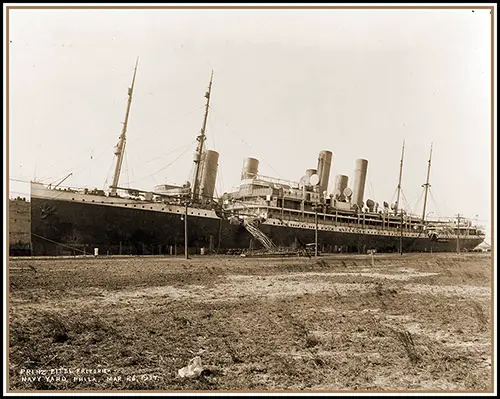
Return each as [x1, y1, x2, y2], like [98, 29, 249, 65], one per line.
[31, 196, 246, 255]
[256, 223, 484, 254]
[30, 193, 483, 256]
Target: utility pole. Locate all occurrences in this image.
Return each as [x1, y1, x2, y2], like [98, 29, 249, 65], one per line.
[400, 212, 404, 255]
[184, 198, 190, 259]
[456, 214, 461, 254]
[314, 205, 319, 257]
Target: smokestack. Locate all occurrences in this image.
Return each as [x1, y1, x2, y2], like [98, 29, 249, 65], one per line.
[317, 150, 333, 195]
[334, 174, 349, 200]
[352, 159, 368, 208]
[199, 150, 219, 200]
[241, 157, 259, 180]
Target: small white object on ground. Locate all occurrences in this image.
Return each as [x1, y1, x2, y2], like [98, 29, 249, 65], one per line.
[178, 356, 204, 378]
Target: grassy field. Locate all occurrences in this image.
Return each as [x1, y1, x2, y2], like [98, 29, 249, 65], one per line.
[7, 252, 493, 393]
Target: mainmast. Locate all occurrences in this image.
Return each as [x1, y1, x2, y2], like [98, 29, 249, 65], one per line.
[394, 140, 405, 215]
[191, 71, 214, 201]
[421, 143, 433, 224]
[110, 57, 139, 196]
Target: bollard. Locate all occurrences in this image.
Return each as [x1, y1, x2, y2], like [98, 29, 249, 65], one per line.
[94, 248, 99, 257]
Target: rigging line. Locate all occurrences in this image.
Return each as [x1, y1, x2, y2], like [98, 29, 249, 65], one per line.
[145, 104, 206, 140]
[208, 111, 217, 152]
[368, 176, 376, 201]
[217, 159, 225, 196]
[390, 187, 398, 203]
[408, 189, 423, 208]
[400, 190, 412, 214]
[142, 140, 197, 165]
[41, 141, 113, 179]
[206, 114, 224, 195]
[103, 157, 116, 191]
[427, 188, 442, 217]
[208, 105, 283, 179]
[412, 191, 424, 213]
[124, 148, 130, 188]
[127, 144, 193, 185]
[30, 233, 86, 254]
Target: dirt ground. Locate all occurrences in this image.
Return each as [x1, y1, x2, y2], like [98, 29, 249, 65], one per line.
[7, 252, 494, 393]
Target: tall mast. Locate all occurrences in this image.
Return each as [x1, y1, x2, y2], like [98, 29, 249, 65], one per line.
[191, 71, 214, 201]
[421, 143, 433, 224]
[394, 140, 405, 215]
[110, 57, 139, 195]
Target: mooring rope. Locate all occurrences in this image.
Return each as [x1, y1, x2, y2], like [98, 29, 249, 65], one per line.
[30, 232, 87, 254]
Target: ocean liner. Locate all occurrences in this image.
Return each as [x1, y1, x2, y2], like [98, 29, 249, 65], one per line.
[30, 63, 485, 256]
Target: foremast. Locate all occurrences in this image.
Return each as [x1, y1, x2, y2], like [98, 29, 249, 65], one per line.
[110, 57, 139, 196]
[191, 71, 214, 202]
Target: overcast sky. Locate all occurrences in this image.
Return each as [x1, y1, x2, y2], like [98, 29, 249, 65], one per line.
[6, 6, 493, 239]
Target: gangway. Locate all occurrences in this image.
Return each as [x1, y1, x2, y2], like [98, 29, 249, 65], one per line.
[242, 219, 276, 250]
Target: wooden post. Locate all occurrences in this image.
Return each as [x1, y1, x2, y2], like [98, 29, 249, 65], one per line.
[184, 200, 189, 259]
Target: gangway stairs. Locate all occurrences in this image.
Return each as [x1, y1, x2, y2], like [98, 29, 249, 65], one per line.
[242, 219, 277, 250]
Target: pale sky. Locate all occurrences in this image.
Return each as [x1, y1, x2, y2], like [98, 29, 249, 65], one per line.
[6, 5, 494, 241]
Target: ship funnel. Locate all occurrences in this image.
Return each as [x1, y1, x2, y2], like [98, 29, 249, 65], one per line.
[334, 174, 349, 201]
[199, 150, 219, 201]
[352, 159, 368, 208]
[241, 157, 259, 180]
[316, 150, 333, 195]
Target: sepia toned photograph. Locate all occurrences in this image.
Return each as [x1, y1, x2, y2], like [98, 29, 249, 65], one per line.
[4, 3, 496, 395]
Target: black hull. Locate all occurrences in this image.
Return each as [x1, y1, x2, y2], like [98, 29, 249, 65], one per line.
[30, 196, 484, 256]
[31, 197, 243, 255]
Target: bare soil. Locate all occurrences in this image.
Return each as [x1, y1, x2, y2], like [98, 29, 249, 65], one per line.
[7, 252, 493, 392]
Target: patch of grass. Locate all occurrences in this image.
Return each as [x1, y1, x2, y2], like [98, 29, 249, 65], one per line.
[471, 302, 488, 332]
[43, 315, 69, 343]
[394, 329, 420, 364]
